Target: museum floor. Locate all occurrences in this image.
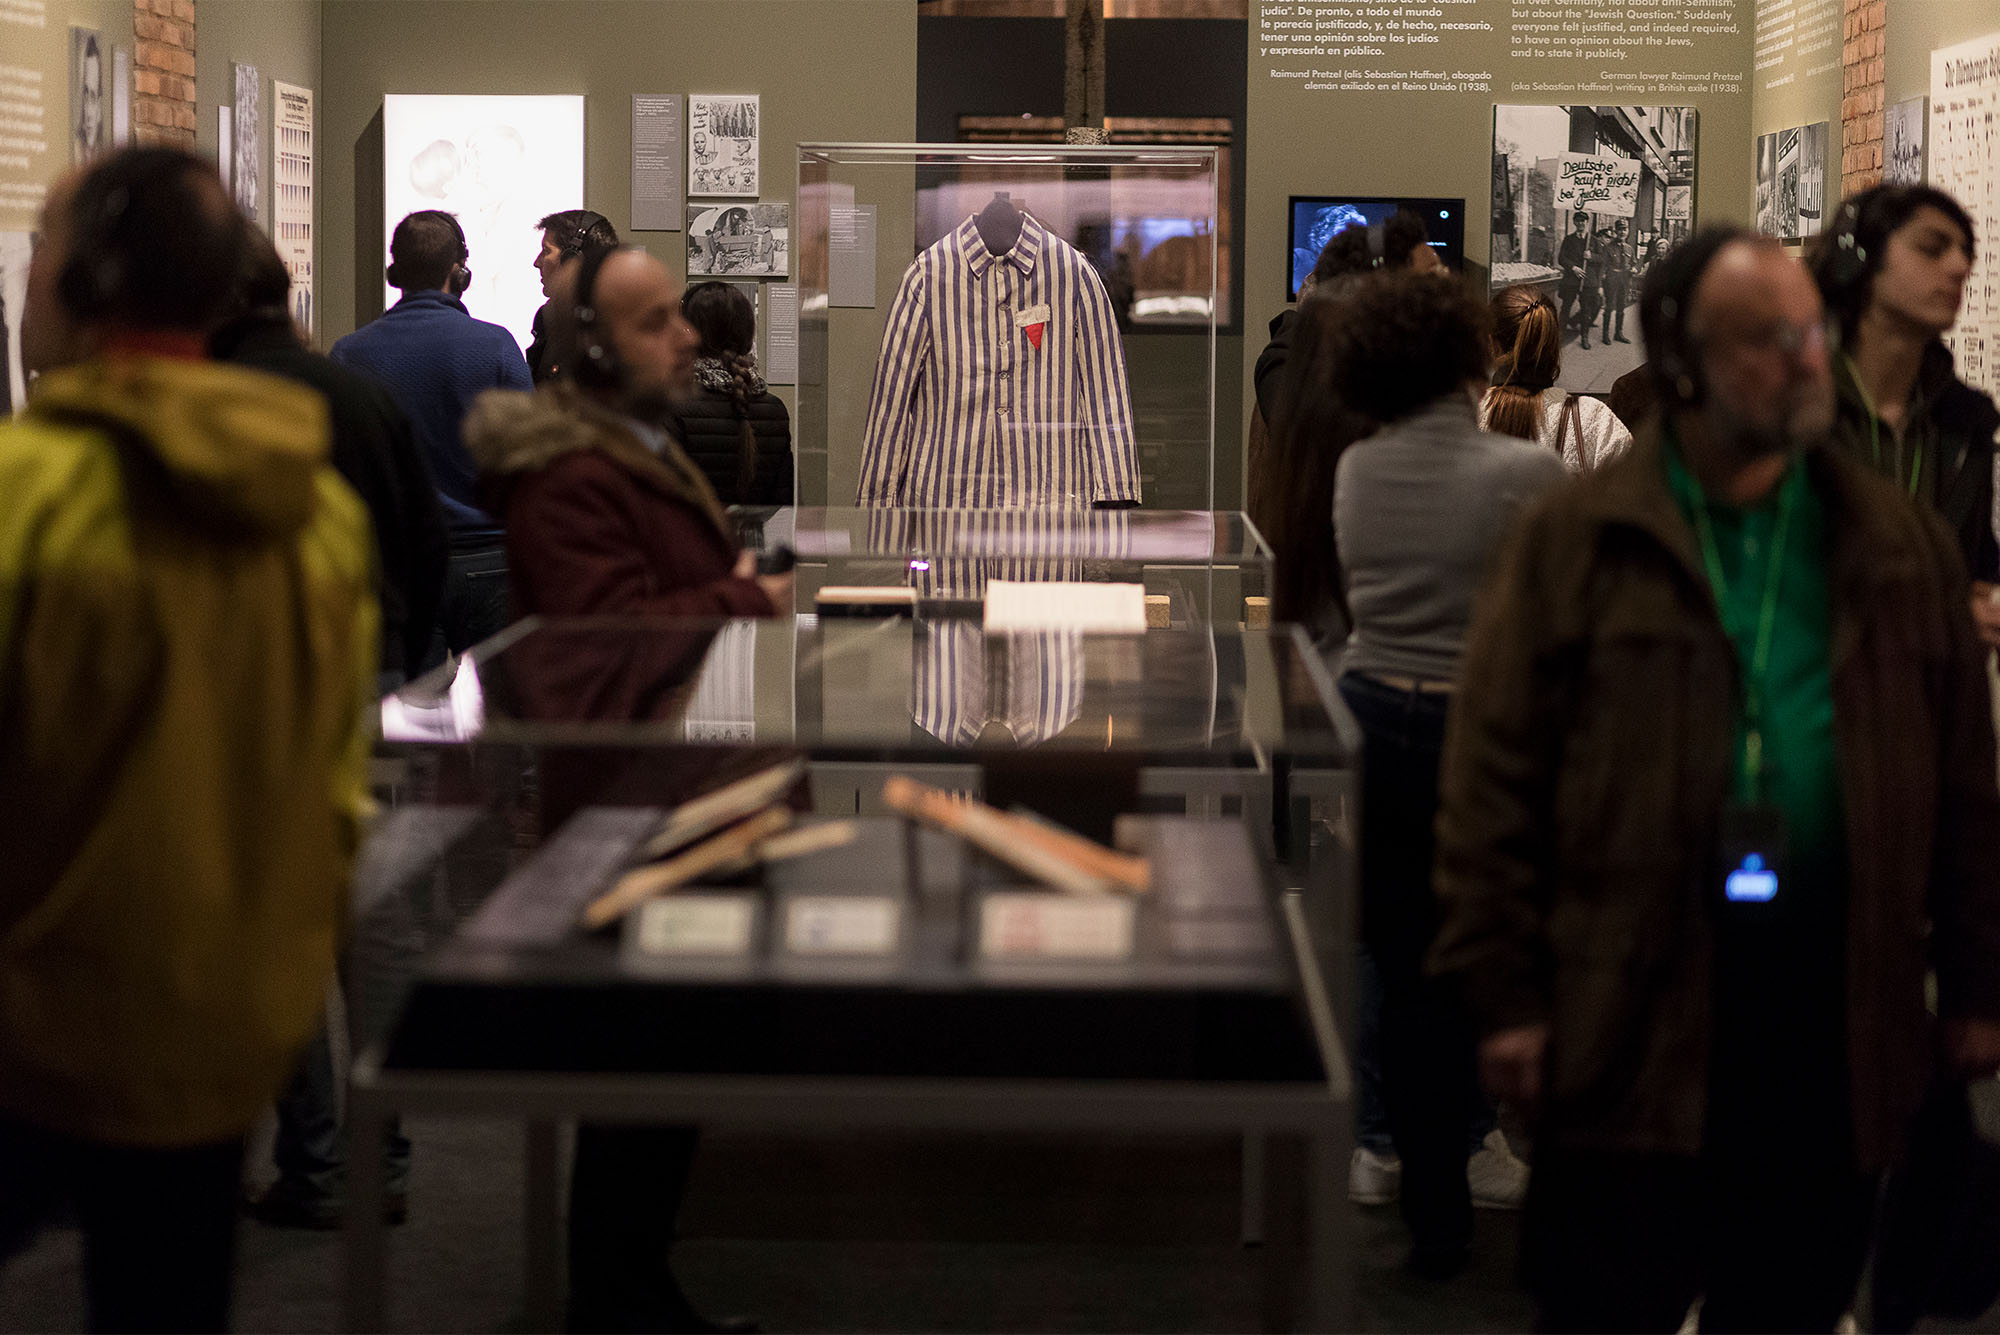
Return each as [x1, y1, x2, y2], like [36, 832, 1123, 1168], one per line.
[0, 1119, 1532, 1333]
[7, 1114, 2000, 1332]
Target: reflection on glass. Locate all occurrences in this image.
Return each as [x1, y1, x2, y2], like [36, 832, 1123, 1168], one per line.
[375, 617, 1349, 766]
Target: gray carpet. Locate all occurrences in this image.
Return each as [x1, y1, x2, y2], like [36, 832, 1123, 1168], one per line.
[0, 1120, 1535, 1333]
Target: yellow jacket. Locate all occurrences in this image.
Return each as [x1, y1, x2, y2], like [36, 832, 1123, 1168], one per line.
[0, 357, 378, 1147]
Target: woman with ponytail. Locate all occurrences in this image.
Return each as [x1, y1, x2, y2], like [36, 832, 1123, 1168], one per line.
[677, 281, 794, 506]
[1479, 284, 1632, 472]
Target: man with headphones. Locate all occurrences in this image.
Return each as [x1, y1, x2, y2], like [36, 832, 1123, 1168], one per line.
[463, 242, 780, 1333]
[1808, 184, 2000, 651]
[332, 208, 532, 663]
[1431, 226, 2000, 1330]
[1, 146, 377, 1329]
[528, 208, 620, 384]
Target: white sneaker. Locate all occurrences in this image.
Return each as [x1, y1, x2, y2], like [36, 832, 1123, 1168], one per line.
[1349, 1145, 1402, 1204]
[1467, 1129, 1529, 1209]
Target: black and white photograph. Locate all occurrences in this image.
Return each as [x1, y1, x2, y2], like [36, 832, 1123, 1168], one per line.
[70, 28, 105, 164]
[0, 231, 30, 414]
[233, 62, 261, 222]
[111, 45, 131, 146]
[689, 94, 759, 198]
[1886, 97, 1926, 185]
[1796, 120, 1829, 240]
[0, 231, 32, 414]
[1757, 122, 1829, 243]
[687, 202, 789, 278]
[1755, 128, 1788, 238]
[1489, 104, 1698, 392]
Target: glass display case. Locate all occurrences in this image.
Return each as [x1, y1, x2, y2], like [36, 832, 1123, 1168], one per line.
[383, 615, 1341, 770]
[737, 505, 1269, 628]
[353, 616, 1357, 1330]
[795, 143, 1219, 511]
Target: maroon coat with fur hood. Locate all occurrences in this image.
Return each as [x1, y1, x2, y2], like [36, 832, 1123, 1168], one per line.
[465, 385, 772, 620]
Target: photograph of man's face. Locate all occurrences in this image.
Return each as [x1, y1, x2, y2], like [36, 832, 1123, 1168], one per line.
[72, 30, 104, 162]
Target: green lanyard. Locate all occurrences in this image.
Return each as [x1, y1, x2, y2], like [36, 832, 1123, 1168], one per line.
[1843, 355, 1922, 499]
[1685, 472, 1798, 802]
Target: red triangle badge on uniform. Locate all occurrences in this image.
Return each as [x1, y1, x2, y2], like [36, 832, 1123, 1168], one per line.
[1024, 322, 1045, 350]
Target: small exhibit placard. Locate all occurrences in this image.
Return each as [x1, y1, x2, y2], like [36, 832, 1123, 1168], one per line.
[829, 203, 877, 308]
[634, 895, 756, 956]
[785, 895, 900, 955]
[979, 893, 1135, 961]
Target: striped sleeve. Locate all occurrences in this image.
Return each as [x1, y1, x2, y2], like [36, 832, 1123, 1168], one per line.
[856, 258, 932, 506]
[1071, 258, 1141, 505]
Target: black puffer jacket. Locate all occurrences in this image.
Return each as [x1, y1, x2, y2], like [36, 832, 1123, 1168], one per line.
[676, 357, 794, 507]
[1832, 341, 2000, 583]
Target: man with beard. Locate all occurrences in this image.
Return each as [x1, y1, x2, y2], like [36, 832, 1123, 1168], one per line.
[1431, 227, 2000, 1331]
[464, 245, 783, 1330]
[466, 243, 784, 622]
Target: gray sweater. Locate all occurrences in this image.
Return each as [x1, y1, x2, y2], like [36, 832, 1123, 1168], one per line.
[1334, 393, 1568, 682]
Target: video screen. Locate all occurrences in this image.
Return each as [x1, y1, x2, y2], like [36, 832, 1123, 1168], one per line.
[1287, 196, 1466, 301]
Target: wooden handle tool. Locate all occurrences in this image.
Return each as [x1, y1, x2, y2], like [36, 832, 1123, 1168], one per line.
[637, 758, 805, 862]
[586, 806, 792, 930]
[1001, 808, 1151, 893]
[881, 777, 1133, 897]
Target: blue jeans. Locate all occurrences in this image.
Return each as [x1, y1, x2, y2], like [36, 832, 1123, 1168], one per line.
[270, 861, 429, 1199]
[1357, 943, 1500, 1157]
[424, 535, 510, 670]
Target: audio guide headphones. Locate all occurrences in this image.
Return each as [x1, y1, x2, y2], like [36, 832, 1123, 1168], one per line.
[562, 210, 611, 259]
[386, 209, 472, 296]
[1820, 197, 1871, 308]
[570, 243, 630, 390]
[58, 149, 207, 320]
[1654, 291, 1705, 406]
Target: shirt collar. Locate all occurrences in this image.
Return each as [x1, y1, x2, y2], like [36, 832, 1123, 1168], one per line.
[1662, 420, 1802, 518]
[958, 211, 1044, 280]
[393, 288, 468, 316]
[619, 413, 670, 456]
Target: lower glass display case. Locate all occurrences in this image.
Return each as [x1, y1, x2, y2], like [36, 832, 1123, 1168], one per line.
[351, 613, 1357, 1331]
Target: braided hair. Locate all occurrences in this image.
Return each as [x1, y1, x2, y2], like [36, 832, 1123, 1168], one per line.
[681, 281, 762, 497]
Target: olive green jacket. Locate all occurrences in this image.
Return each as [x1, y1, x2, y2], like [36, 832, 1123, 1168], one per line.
[0, 356, 377, 1146]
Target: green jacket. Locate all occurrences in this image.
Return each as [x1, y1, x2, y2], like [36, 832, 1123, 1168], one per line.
[1432, 426, 2000, 1171]
[0, 356, 378, 1146]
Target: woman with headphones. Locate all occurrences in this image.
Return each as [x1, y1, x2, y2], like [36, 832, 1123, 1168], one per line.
[1808, 184, 2000, 648]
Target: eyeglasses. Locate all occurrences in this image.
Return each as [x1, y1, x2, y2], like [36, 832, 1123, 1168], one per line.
[1712, 316, 1840, 359]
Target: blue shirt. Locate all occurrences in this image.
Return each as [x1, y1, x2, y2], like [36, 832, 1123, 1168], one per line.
[331, 290, 531, 534]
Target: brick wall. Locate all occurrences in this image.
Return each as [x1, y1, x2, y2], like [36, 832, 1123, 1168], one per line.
[133, 0, 196, 145]
[1840, 0, 1884, 196]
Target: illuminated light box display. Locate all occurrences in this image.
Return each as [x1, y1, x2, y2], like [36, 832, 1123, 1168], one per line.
[382, 94, 585, 357]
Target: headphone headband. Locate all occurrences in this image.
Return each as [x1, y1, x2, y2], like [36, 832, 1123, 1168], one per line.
[388, 209, 470, 295]
[571, 243, 634, 389]
[60, 149, 223, 321]
[562, 210, 610, 257]
[1821, 196, 1871, 306]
